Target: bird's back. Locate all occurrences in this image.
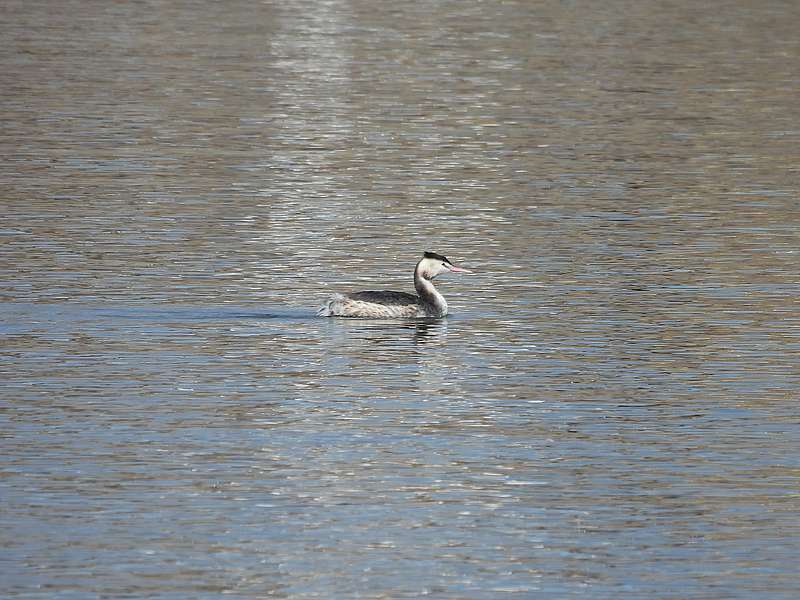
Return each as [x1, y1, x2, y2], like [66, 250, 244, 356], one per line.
[317, 291, 421, 318]
[347, 291, 419, 305]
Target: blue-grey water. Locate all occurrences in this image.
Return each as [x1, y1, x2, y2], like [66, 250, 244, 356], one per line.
[2, 0, 799, 598]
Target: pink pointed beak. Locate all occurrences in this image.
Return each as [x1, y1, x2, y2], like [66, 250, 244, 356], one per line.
[447, 264, 473, 273]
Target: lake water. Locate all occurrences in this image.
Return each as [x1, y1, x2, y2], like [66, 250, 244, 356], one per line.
[2, 0, 799, 597]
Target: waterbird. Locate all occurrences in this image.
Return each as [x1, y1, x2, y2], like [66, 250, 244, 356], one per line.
[317, 251, 472, 318]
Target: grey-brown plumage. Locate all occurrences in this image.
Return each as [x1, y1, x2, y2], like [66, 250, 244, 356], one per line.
[317, 252, 472, 318]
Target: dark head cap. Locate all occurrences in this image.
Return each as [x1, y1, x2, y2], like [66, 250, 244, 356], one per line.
[424, 251, 451, 264]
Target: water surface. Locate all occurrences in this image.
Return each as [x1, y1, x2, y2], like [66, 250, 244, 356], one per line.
[2, 0, 799, 597]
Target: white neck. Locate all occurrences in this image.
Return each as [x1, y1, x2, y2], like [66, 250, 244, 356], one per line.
[414, 267, 448, 317]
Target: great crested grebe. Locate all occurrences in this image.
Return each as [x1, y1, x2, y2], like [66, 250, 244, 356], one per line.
[317, 251, 472, 318]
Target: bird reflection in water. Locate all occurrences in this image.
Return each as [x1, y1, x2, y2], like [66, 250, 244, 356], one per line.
[411, 318, 448, 345]
[329, 317, 449, 349]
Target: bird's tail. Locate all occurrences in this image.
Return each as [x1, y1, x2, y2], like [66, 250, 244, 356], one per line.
[316, 293, 346, 317]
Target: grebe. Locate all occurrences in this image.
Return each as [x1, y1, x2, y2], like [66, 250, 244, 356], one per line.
[317, 251, 472, 318]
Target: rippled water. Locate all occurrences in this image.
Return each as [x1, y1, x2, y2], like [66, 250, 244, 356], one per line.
[2, 0, 799, 597]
